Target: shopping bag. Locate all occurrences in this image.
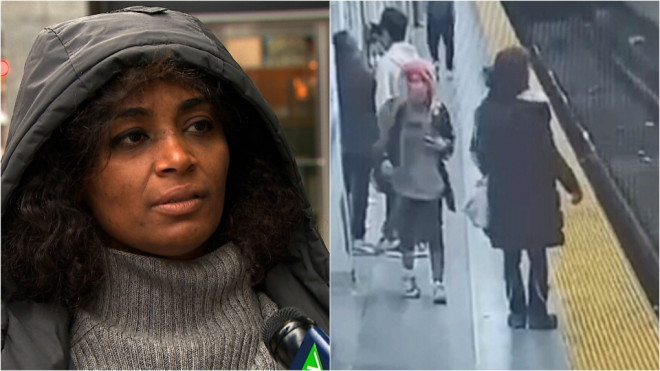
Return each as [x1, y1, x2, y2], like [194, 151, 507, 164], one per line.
[463, 177, 489, 229]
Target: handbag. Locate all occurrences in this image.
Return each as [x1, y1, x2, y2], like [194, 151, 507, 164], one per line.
[370, 157, 393, 194]
[463, 177, 489, 229]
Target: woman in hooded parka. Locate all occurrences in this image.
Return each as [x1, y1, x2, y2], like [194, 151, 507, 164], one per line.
[472, 46, 582, 330]
[1, 7, 328, 369]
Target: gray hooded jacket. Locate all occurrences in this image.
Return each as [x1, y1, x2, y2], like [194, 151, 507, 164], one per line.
[0, 7, 329, 369]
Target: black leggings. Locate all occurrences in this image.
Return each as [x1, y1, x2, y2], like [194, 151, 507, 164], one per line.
[396, 197, 444, 282]
[503, 248, 549, 316]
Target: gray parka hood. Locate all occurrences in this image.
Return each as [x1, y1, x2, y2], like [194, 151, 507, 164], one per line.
[1, 7, 328, 368]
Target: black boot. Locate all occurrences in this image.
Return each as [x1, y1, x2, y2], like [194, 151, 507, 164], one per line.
[528, 280, 557, 330]
[527, 248, 557, 330]
[528, 313, 557, 330]
[504, 251, 526, 329]
[507, 312, 526, 329]
[506, 284, 526, 329]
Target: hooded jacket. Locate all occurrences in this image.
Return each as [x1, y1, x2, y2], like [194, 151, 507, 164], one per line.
[374, 42, 420, 112]
[0, 7, 328, 369]
[472, 90, 580, 249]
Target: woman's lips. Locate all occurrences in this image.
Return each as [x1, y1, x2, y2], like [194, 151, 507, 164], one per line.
[153, 197, 203, 215]
[153, 185, 205, 215]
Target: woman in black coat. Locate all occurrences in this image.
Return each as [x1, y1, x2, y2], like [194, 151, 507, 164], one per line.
[333, 31, 379, 252]
[472, 47, 583, 330]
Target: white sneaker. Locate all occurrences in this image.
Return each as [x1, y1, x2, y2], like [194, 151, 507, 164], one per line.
[414, 242, 429, 258]
[378, 237, 400, 250]
[352, 239, 377, 256]
[403, 274, 421, 299]
[385, 249, 403, 258]
[384, 240, 403, 258]
[432, 281, 447, 304]
[379, 237, 401, 257]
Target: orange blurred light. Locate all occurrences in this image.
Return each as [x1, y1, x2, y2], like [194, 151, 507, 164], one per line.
[293, 77, 309, 100]
[1, 59, 9, 78]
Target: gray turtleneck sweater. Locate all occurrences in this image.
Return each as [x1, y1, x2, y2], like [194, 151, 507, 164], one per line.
[70, 243, 282, 370]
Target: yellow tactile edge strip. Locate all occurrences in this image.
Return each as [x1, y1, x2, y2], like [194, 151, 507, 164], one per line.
[473, 2, 659, 369]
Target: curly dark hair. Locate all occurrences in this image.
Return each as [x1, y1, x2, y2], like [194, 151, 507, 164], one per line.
[1, 58, 309, 309]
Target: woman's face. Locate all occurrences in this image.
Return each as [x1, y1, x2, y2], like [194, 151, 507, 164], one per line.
[84, 80, 230, 260]
[407, 73, 430, 106]
[368, 36, 386, 58]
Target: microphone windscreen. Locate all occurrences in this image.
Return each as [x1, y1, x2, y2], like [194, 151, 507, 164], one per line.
[262, 307, 308, 344]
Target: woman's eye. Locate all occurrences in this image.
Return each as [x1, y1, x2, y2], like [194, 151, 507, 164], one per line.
[111, 130, 148, 148]
[186, 119, 216, 133]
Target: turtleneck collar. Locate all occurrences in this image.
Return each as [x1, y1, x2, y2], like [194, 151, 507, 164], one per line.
[70, 242, 281, 369]
[90, 243, 250, 333]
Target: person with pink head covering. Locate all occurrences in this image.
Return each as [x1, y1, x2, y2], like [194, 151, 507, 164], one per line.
[371, 7, 421, 253]
[380, 59, 455, 303]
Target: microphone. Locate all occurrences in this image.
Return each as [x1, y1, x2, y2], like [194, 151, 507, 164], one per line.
[263, 307, 330, 370]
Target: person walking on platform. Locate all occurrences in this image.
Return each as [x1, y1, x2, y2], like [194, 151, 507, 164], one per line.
[426, 1, 455, 78]
[366, 24, 387, 69]
[374, 8, 420, 111]
[372, 7, 421, 253]
[380, 60, 454, 303]
[472, 47, 583, 329]
[333, 31, 379, 254]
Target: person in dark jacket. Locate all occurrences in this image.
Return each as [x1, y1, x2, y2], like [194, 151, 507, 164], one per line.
[471, 46, 582, 330]
[333, 30, 379, 254]
[382, 60, 455, 303]
[1, 7, 328, 369]
[426, 1, 455, 77]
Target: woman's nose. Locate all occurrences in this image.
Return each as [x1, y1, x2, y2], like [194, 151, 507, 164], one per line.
[154, 134, 196, 175]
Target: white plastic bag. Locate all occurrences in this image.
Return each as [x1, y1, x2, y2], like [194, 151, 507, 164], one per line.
[463, 177, 489, 229]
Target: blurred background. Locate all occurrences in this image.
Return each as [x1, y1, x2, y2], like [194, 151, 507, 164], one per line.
[0, 1, 330, 242]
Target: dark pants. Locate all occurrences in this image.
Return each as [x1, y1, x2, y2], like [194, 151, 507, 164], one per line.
[503, 248, 549, 317]
[426, 15, 455, 70]
[382, 187, 397, 240]
[342, 152, 372, 240]
[397, 197, 444, 282]
[413, 1, 424, 27]
[370, 157, 397, 241]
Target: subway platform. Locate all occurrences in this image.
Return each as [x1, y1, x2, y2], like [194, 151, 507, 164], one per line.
[329, 2, 658, 369]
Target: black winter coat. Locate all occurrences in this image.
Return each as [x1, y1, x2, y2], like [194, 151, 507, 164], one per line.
[335, 50, 379, 155]
[472, 95, 580, 249]
[1, 7, 328, 369]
